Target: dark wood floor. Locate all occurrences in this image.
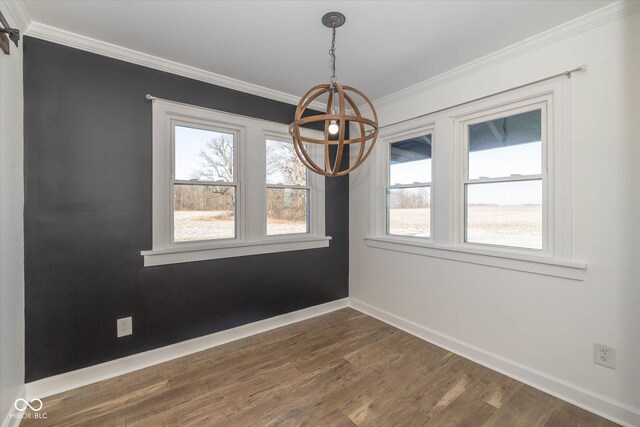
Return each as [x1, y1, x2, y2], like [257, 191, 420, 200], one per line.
[23, 308, 616, 426]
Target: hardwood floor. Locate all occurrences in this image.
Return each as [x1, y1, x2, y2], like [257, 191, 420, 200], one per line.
[22, 308, 617, 426]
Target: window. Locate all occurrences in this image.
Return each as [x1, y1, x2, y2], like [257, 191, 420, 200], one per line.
[266, 139, 310, 236]
[385, 132, 433, 238]
[173, 124, 238, 242]
[142, 99, 329, 266]
[368, 77, 585, 280]
[462, 107, 545, 250]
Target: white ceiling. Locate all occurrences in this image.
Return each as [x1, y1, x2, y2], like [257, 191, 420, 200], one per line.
[23, 0, 613, 101]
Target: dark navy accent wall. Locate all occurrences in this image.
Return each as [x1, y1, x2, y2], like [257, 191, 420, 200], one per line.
[23, 36, 348, 382]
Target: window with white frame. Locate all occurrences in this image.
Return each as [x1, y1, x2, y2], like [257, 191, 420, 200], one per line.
[461, 105, 545, 250]
[385, 131, 433, 238]
[266, 138, 310, 236]
[173, 124, 238, 243]
[368, 77, 585, 280]
[142, 99, 328, 266]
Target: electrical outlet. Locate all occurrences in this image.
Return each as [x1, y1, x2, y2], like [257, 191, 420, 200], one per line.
[594, 343, 616, 369]
[117, 317, 133, 338]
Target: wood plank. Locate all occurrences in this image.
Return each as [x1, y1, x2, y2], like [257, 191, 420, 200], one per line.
[21, 308, 617, 426]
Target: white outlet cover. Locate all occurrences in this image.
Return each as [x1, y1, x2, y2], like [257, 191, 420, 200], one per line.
[117, 317, 133, 338]
[594, 342, 616, 369]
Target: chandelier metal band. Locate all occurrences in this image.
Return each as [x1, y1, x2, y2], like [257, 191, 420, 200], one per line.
[289, 12, 378, 177]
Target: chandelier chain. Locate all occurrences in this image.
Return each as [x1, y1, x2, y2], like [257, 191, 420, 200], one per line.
[329, 26, 337, 84]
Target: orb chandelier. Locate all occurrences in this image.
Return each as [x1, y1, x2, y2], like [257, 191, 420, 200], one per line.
[289, 12, 379, 177]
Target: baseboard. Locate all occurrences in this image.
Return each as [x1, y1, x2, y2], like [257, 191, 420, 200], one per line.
[26, 298, 348, 400]
[1, 385, 26, 427]
[348, 298, 640, 427]
[24, 296, 639, 425]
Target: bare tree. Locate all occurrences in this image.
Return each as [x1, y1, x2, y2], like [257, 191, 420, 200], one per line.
[391, 187, 430, 209]
[186, 134, 234, 200]
[174, 135, 235, 212]
[193, 135, 234, 183]
[181, 138, 308, 221]
[266, 141, 307, 223]
[266, 141, 306, 185]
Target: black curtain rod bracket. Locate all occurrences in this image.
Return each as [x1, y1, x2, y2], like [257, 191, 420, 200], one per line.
[0, 10, 20, 55]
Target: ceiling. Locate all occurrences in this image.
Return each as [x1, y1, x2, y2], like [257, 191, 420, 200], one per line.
[22, 1, 613, 101]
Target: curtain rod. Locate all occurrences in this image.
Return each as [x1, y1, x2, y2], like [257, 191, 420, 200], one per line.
[376, 65, 586, 130]
[146, 64, 585, 128]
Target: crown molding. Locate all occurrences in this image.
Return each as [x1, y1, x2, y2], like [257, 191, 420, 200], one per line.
[0, 0, 32, 32]
[17, 1, 638, 113]
[24, 21, 324, 110]
[366, 0, 640, 110]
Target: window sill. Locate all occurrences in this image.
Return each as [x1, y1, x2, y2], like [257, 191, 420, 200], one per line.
[141, 236, 331, 267]
[364, 236, 586, 280]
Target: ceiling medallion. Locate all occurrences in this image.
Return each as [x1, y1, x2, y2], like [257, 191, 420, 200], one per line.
[289, 12, 379, 177]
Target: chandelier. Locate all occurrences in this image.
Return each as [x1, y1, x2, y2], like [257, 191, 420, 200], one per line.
[289, 12, 379, 177]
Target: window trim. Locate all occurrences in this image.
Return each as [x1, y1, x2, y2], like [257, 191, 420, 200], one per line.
[457, 98, 549, 254]
[264, 134, 313, 238]
[384, 126, 435, 241]
[170, 119, 241, 245]
[367, 76, 585, 280]
[142, 99, 329, 266]
[364, 236, 586, 280]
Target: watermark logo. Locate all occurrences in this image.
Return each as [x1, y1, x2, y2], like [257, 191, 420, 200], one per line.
[14, 398, 43, 412]
[11, 398, 47, 420]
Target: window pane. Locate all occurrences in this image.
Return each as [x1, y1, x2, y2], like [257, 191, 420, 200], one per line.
[266, 139, 306, 186]
[174, 125, 234, 182]
[173, 184, 235, 242]
[386, 187, 430, 237]
[389, 134, 432, 185]
[466, 180, 542, 249]
[468, 109, 541, 180]
[267, 188, 309, 235]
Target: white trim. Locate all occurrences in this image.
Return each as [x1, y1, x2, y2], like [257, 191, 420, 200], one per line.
[142, 236, 331, 266]
[263, 135, 324, 239]
[1, 385, 26, 427]
[369, 77, 577, 274]
[383, 125, 435, 241]
[17, 2, 637, 113]
[145, 98, 327, 265]
[449, 78, 573, 259]
[19, 297, 639, 425]
[25, 298, 348, 400]
[170, 119, 242, 244]
[23, 21, 324, 111]
[371, 121, 437, 240]
[365, 1, 640, 110]
[364, 236, 585, 281]
[349, 298, 640, 427]
[457, 98, 549, 254]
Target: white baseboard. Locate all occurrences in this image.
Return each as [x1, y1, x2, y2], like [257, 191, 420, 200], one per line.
[1, 385, 26, 427]
[348, 298, 640, 427]
[26, 298, 348, 400]
[24, 296, 639, 426]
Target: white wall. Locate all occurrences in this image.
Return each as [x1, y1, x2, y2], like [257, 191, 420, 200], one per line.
[350, 4, 640, 426]
[0, 0, 25, 424]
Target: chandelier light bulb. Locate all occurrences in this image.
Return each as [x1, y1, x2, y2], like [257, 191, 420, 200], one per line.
[328, 120, 339, 135]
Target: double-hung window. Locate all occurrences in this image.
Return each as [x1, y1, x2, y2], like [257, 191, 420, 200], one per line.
[143, 99, 328, 266]
[368, 77, 585, 280]
[266, 138, 310, 236]
[385, 131, 433, 238]
[173, 124, 238, 242]
[461, 105, 546, 251]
